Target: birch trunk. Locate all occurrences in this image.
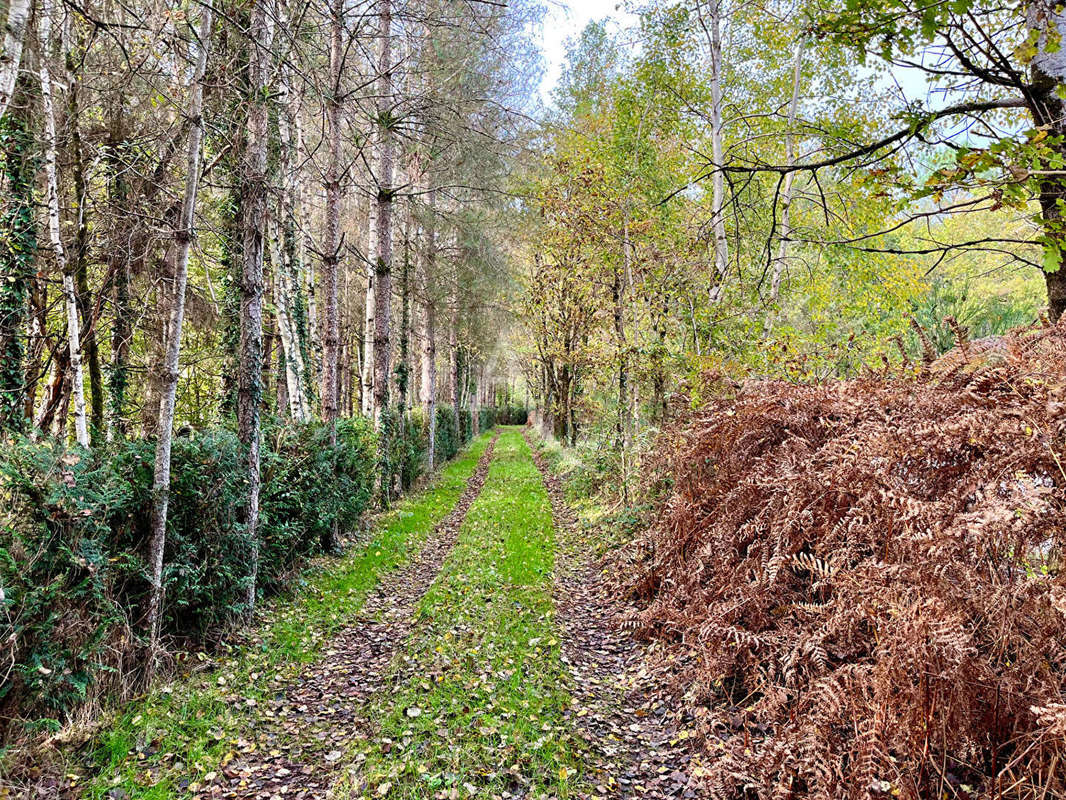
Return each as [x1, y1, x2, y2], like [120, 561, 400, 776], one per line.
[420, 189, 438, 470]
[273, 55, 308, 421]
[271, 218, 306, 420]
[238, 0, 273, 612]
[146, 0, 213, 653]
[38, 0, 89, 448]
[770, 37, 805, 302]
[371, 0, 394, 428]
[362, 212, 376, 416]
[700, 0, 729, 303]
[0, 0, 31, 118]
[291, 87, 319, 389]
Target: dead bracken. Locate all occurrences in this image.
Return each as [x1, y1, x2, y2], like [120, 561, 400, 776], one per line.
[625, 320, 1066, 799]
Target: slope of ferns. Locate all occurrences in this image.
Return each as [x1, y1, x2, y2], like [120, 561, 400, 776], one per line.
[627, 322, 1066, 799]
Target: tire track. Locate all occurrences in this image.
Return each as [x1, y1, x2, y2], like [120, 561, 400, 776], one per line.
[195, 433, 499, 799]
[524, 428, 704, 799]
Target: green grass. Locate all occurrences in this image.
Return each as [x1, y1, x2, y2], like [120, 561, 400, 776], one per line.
[336, 427, 583, 799]
[77, 432, 493, 799]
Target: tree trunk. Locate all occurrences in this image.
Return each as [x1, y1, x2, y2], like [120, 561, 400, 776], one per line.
[420, 188, 438, 470]
[291, 84, 318, 400]
[39, 0, 89, 448]
[107, 97, 132, 439]
[769, 37, 805, 303]
[272, 41, 308, 422]
[362, 214, 376, 416]
[238, 0, 273, 612]
[398, 202, 411, 411]
[449, 301, 460, 427]
[612, 262, 629, 502]
[371, 0, 394, 430]
[145, 0, 212, 654]
[272, 217, 307, 421]
[318, 0, 344, 551]
[0, 0, 31, 118]
[65, 20, 103, 441]
[468, 358, 477, 435]
[1030, 7, 1066, 321]
[700, 0, 729, 303]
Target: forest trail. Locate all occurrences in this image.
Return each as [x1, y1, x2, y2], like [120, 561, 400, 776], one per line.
[191, 434, 499, 799]
[75, 427, 698, 800]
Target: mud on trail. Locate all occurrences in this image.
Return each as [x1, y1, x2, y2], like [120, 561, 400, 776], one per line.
[524, 431, 706, 800]
[195, 433, 499, 800]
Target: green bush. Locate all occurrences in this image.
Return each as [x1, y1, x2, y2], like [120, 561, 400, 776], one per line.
[0, 417, 377, 727]
[378, 406, 428, 495]
[434, 405, 459, 463]
[458, 408, 473, 443]
[478, 406, 496, 433]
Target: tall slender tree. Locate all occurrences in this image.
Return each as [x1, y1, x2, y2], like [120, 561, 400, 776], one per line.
[146, 0, 214, 653]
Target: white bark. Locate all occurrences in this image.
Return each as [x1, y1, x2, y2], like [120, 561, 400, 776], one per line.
[274, 53, 308, 422]
[362, 207, 376, 416]
[770, 37, 805, 302]
[146, 0, 213, 653]
[700, 0, 729, 302]
[1031, 3, 1066, 84]
[239, 0, 274, 612]
[271, 219, 307, 421]
[0, 0, 31, 118]
[292, 87, 319, 385]
[38, 0, 88, 448]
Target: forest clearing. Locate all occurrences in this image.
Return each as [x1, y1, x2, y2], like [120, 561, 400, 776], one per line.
[3, 0, 1066, 797]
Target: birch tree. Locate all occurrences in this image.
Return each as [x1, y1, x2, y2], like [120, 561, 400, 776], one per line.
[145, 0, 213, 653]
[238, 0, 274, 611]
[697, 0, 729, 303]
[0, 0, 31, 119]
[38, 0, 89, 448]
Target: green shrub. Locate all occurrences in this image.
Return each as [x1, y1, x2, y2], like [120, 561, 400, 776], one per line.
[478, 406, 496, 433]
[377, 407, 428, 496]
[399, 409, 428, 490]
[0, 417, 378, 728]
[434, 405, 459, 463]
[458, 408, 472, 443]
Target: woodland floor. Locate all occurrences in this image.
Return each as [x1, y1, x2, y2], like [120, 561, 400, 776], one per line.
[35, 427, 703, 800]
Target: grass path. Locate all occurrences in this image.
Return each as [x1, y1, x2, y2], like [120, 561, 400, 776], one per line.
[334, 427, 582, 800]
[77, 432, 495, 799]
[63, 426, 693, 800]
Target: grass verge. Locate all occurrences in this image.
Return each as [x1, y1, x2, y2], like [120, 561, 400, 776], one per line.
[336, 427, 582, 800]
[61, 433, 493, 799]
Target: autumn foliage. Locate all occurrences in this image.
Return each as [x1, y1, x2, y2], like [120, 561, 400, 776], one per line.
[626, 321, 1066, 799]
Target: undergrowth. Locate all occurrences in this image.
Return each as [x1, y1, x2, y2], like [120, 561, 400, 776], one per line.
[3, 433, 492, 797]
